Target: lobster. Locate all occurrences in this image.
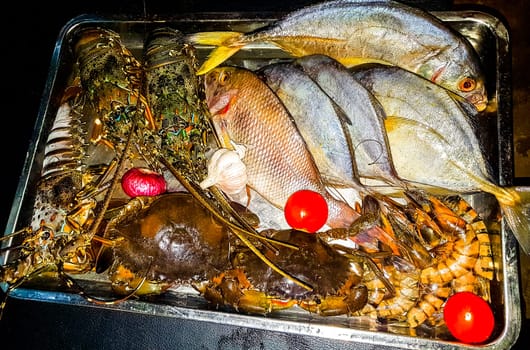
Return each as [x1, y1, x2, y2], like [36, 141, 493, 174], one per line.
[0, 27, 150, 316]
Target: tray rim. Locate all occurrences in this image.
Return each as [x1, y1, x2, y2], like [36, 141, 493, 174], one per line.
[1, 9, 521, 350]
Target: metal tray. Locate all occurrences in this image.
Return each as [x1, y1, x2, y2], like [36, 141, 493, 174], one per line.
[1, 9, 522, 350]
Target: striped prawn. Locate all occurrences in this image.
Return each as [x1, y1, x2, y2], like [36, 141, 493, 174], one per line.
[351, 191, 496, 328]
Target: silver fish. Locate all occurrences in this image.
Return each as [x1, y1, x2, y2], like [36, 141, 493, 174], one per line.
[257, 61, 361, 189]
[351, 64, 530, 254]
[190, 0, 488, 111]
[351, 64, 490, 192]
[294, 55, 406, 190]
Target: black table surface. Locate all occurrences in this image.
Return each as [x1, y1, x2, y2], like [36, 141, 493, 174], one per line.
[1, 1, 527, 349]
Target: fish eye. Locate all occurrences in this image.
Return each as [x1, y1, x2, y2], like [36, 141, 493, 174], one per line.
[218, 71, 230, 85]
[458, 77, 476, 92]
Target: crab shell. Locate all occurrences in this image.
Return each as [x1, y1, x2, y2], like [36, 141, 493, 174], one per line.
[200, 229, 369, 316]
[105, 192, 233, 295]
[105, 192, 368, 316]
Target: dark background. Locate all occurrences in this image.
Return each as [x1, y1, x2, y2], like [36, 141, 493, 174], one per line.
[1, 1, 527, 349]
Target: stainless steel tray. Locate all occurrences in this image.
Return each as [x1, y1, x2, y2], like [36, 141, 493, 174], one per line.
[1, 10, 522, 350]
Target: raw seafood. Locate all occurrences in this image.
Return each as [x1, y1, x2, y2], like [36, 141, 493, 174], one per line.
[189, 0, 488, 111]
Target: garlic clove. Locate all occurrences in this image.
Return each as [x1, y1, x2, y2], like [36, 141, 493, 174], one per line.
[231, 141, 246, 159]
[200, 148, 248, 196]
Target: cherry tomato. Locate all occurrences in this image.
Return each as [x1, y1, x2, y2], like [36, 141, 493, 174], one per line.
[443, 291, 495, 344]
[284, 189, 328, 233]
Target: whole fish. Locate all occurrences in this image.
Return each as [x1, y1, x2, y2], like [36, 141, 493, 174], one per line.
[257, 61, 361, 189]
[293, 55, 406, 191]
[189, 0, 487, 111]
[351, 64, 530, 254]
[203, 65, 360, 228]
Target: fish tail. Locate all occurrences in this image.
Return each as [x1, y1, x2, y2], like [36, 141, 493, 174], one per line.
[187, 32, 246, 75]
[450, 164, 530, 254]
[326, 198, 361, 229]
[496, 187, 530, 255]
[188, 31, 243, 46]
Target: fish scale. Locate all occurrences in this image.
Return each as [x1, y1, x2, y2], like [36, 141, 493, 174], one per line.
[293, 55, 406, 190]
[258, 60, 360, 189]
[221, 70, 319, 199]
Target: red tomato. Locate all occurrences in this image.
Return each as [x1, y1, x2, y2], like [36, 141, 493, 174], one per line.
[284, 190, 328, 233]
[443, 291, 495, 344]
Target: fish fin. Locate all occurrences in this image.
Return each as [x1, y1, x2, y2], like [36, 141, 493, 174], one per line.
[271, 37, 344, 57]
[188, 32, 246, 75]
[385, 116, 435, 136]
[197, 46, 244, 75]
[444, 157, 524, 215]
[496, 188, 530, 255]
[329, 97, 352, 126]
[384, 115, 403, 133]
[397, 125, 530, 255]
[385, 116, 453, 146]
[188, 31, 244, 46]
[339, 57, 392, 68]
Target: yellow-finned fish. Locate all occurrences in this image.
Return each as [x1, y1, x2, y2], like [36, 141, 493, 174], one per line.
[203, 65, 360, 229]
[351, 64, 530, 255]
[189, 0, 488, 111]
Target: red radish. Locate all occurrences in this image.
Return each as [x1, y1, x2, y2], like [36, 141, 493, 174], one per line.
[121, 167, 166, 197]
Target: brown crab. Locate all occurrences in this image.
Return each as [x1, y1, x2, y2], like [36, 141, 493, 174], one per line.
[103, 192, 370, 316]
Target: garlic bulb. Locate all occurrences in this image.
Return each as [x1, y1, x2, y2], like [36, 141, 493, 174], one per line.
[200, 147, 248, 196]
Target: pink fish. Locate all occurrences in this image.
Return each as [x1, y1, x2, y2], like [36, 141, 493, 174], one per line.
[204, 66, 359, 228]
